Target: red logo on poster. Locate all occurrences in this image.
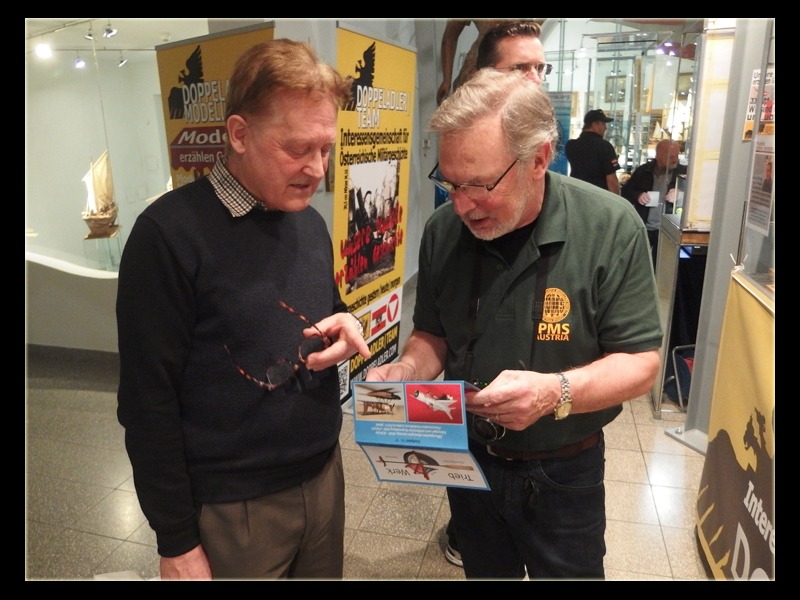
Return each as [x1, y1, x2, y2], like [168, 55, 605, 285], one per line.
[169, 126, 226, 173]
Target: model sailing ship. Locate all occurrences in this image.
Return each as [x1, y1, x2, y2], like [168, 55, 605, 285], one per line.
[81, 149, 119, 238]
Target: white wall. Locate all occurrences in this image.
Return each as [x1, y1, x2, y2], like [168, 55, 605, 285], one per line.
[26, 48, 180, 262]
[26, 253, 119, 352]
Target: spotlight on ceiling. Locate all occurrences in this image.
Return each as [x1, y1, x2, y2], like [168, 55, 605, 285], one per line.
[84, 26, 94, 41]
[118, 52, 128, 68]
[74, 54, 86, 69]
[35, 43, 53, 59]
[103, 21, 118, 39]
[576, 35, 587, 59]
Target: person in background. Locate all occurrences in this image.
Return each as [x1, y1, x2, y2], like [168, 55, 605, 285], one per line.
[565, 109, 621, 193]
[475, 20, 547, 81]
[116, 39, 371, 580]
[436, 19, 506, 106]
[367, 69, 662, 579]
[621, 139, 686, 268]
[434, 19, 505, 208]
[437, 17, 550, 570]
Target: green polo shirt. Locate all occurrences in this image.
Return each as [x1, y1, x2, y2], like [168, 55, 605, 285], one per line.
[414, 171, 663, 452]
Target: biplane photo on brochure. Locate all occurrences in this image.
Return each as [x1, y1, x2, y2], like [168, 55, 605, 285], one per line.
[351, 381, 489, 489]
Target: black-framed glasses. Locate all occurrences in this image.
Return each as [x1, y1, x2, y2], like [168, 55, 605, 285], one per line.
[498, 62, 553, 80]
[472, 416, 506, 443]
[467, 379, 507, 443]
[224, 301, 332, 391]
[428, 159, 519, 202]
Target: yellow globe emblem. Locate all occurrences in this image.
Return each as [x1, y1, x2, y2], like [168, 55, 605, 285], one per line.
[542, 288, 570, 323]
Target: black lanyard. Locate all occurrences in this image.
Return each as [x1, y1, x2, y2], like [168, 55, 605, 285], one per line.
[464, 246, 552, 381]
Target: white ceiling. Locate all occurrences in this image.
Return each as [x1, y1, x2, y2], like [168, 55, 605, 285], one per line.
[26, 18, 705, 55]
[25, 18, 706, 69]
[25, 18, 227, 57]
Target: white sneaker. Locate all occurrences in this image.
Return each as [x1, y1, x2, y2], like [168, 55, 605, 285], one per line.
[444, 541, 463, 568]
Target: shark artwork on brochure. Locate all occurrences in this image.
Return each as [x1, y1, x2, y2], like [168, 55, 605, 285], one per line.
[351, 381, 489, 489]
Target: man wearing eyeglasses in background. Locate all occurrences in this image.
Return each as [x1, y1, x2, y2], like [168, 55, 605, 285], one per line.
[565, 109, 622, 194]
[366, 69, 662, 579]
[433, 19, 547, 210]
[116, 40, 371, 580]
[475, 19, 549, 82]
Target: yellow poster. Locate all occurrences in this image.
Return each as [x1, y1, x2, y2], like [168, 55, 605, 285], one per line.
[156, 23, 275, 189]
[696, 273, 774, 580]
[335, 27, 415, 384]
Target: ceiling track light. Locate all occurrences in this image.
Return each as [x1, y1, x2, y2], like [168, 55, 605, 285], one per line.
[576, 35, 587, 59]
[118, 52, 128, 68]
[74, 54, 86, 69]
[84, 25, 94, 41]
[103, 21, 118, 39]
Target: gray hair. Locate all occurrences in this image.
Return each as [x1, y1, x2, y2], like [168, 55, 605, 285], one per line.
[429, 68, 558, 165]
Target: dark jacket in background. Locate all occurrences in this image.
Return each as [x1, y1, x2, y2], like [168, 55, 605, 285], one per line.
[621, 159, 687, 223]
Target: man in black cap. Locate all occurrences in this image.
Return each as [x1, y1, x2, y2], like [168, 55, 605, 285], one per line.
[565, 109, 621, 194]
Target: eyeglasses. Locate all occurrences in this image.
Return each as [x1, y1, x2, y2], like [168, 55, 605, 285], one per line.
[472, 416, 506, 443]
[466, 379, 507, 443]
[428, 159, 519, 202]
[224, 301, 331, 391]
[498, 62, 553, 80]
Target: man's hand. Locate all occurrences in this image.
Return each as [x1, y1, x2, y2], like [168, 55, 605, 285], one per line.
[302, 312, 371, 372]
[160, 544, 212, 580]
[366, 360, 416, 382]
[464, 369, 557, 431]
[436, 81, 451, 106]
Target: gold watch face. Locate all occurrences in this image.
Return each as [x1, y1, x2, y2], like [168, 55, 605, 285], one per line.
[554, 400, 573, 420]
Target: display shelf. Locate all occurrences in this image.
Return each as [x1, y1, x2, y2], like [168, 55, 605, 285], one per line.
[83, 231, 121, 272]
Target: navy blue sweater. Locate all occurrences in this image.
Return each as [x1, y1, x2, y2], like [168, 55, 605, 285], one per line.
[116, 177, 346, 557]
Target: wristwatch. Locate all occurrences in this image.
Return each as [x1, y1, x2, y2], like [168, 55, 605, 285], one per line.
[553, 372, 573, 420]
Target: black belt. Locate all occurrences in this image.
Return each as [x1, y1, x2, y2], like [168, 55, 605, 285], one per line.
[486, 431, 602, 461]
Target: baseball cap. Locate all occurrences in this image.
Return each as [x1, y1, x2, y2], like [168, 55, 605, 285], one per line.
[584, 109, 614, 126]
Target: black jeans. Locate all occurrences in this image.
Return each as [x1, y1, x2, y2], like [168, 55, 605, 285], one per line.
[447, 436, 607, 579]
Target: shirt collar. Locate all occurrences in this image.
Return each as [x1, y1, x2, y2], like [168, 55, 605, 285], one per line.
[208, 155, 270, 217]
[535, 171, 568, 246]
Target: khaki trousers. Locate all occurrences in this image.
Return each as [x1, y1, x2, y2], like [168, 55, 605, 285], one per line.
[198, 443, 345, 579]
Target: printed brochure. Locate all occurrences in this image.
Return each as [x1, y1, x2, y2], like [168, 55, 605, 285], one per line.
[351, 381, 489, 489]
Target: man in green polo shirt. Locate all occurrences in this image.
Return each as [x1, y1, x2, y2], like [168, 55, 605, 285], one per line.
[365, 69, 662, 579]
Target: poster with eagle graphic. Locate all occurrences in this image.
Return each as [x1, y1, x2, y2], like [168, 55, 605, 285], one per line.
[334, 27, 416, 393]
[155, 22, 275, 189]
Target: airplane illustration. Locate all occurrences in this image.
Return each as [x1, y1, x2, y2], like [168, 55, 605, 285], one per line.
[356, 385, 401, 415]
[412, 389, 457, 420]
[361, 386, 401, 401]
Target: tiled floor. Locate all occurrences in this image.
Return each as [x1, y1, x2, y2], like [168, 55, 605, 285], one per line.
[25, 274, 712, 581]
